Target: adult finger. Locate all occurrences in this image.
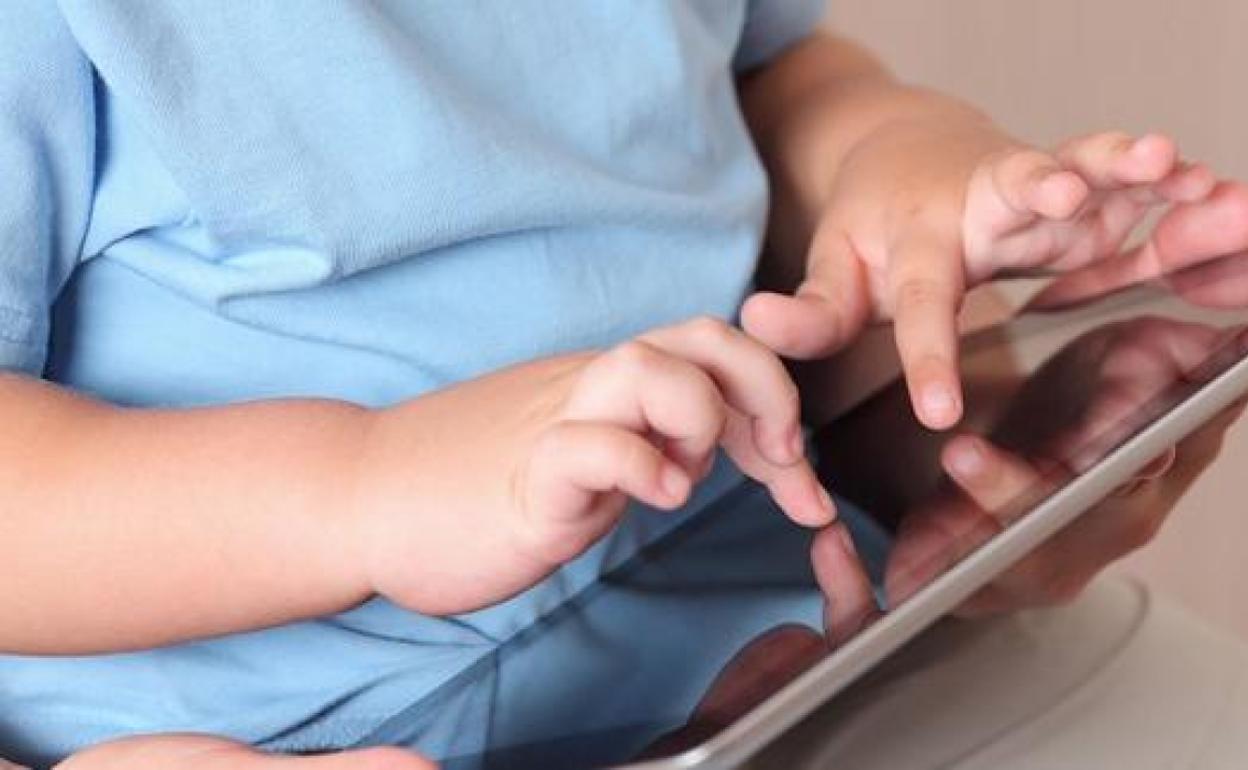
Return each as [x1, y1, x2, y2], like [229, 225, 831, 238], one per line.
[959, 399, 1246, 617]
[1029, 182, 1248, 310]
[1145, 160, 1217, 204]
[1165, 396, 1248, 486]
[1167, 251, 1248, 308]
[1024, 241, 1160, 312]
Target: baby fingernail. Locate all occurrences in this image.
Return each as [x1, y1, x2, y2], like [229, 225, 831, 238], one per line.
[819, 485, 837, 519]
[661, 465, 688, 501]
[762, 423, 805, 467]
[1131, 135, 1157, 156]
[787, 424, 806, 462]
[1039, 170, 1066, 189]
[922, 385, 958, 425]
[837, 524, 858, 557]
[949, 439, 985, 480]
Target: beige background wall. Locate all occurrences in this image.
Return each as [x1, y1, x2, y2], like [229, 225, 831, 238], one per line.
[823, 1, 1248, 639]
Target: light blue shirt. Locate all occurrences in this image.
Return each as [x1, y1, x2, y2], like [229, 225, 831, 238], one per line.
[0, 2, 827, 765]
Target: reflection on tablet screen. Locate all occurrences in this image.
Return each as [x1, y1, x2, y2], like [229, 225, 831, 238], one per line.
[360, 289, 1248, 770]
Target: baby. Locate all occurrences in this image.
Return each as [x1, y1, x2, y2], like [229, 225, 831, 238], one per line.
[3, 2, 1246, 768]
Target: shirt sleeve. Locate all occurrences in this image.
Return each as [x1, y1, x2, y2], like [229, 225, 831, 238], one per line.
[733, 0, 828, 73]
[0, 3, 95, 375]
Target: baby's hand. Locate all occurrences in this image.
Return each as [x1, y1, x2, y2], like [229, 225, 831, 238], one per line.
[743, 109, 1215, 430]
[349, 317, 837, 616]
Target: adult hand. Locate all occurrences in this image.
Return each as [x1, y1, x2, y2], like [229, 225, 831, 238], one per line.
[884, 318, 1248, 614]
[1030, 182, 1248, 311]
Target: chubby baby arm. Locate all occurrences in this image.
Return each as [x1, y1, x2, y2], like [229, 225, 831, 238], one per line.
[351, 316, 836, 615]
[0, 372, 375, 654]
[1, 318, 835, 654]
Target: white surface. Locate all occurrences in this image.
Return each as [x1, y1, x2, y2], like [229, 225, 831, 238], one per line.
[753, 578, 1248, 770]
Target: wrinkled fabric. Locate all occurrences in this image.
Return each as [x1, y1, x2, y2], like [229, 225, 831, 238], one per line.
[0, 1, 826, 764]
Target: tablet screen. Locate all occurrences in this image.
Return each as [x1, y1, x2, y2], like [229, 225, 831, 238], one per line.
[366, 289, 1248, 770]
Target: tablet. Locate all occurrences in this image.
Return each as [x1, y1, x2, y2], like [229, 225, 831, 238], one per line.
[382, 287, 1248, 770]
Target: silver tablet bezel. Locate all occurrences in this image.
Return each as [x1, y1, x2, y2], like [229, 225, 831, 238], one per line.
[616, 308, 1248, 770]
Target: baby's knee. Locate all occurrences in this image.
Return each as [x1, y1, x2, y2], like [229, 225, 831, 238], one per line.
[52, 734, 252, 770]
[50, 734, 436, 770]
